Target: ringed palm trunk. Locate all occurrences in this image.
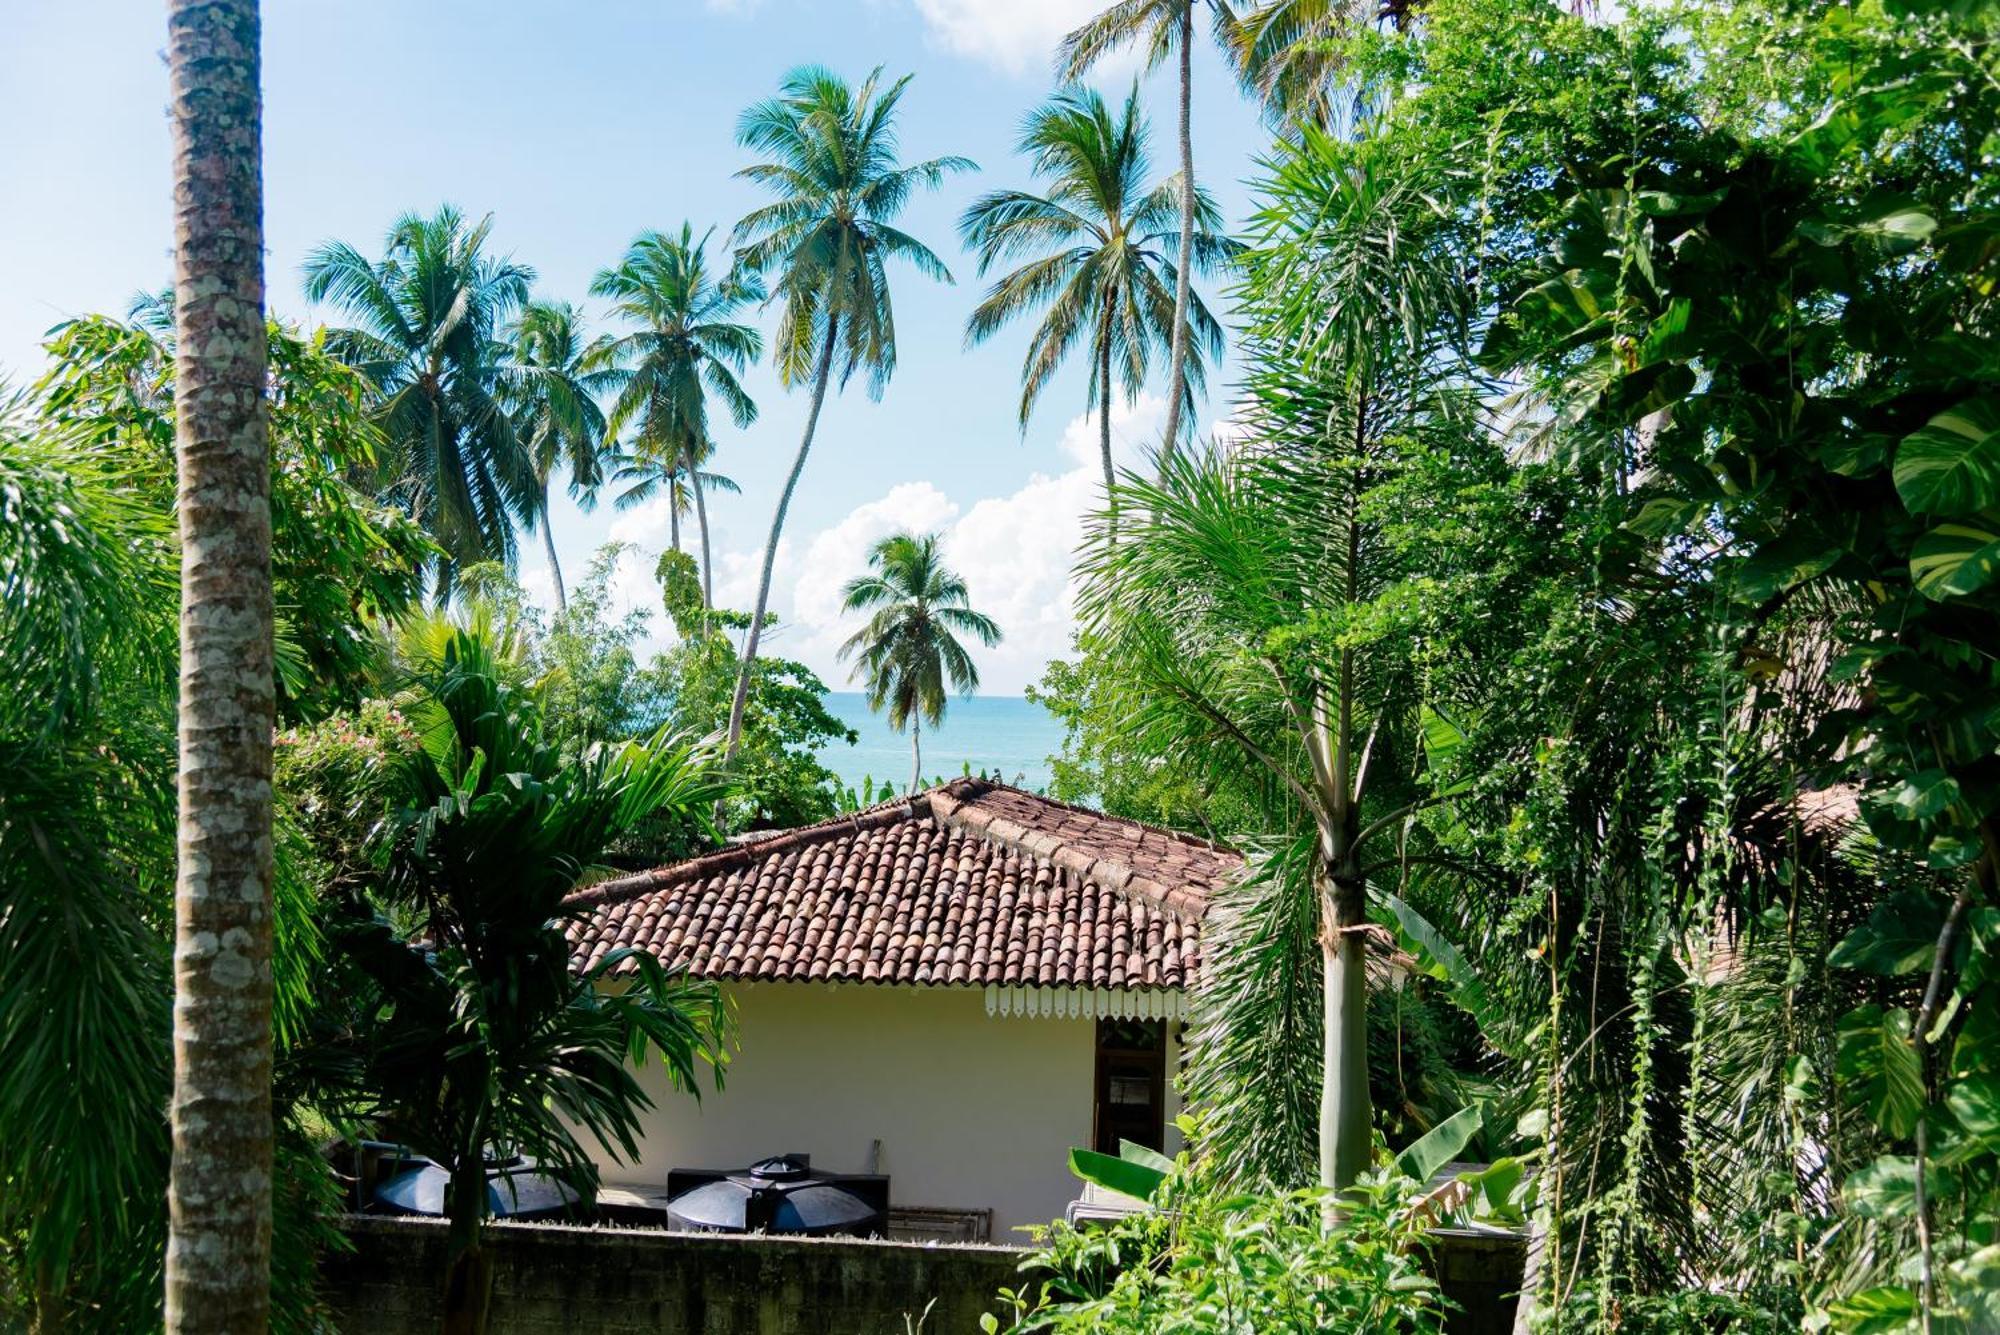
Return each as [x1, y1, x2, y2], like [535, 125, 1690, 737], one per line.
[726, 313, 839, 760]
[540, 488, 567, 611]
[668, 476, 682, 554]
[1320, 852, 1374, 1196]
[164, 0, 278, 1329]
[686, 439, 715, 608]
[909, 716, 922, 795]
[1158, 1, 1197, 464]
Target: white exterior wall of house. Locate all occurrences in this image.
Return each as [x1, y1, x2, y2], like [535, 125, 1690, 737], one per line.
[601, 981, 1183, 1239]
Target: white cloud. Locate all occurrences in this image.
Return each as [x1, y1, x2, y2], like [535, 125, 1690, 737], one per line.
[905, 0, 1127, 78]
[710, 394, 1168, 694]
[518, 394, 1216, 697]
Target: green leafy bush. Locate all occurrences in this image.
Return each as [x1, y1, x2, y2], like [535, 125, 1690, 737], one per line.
[988, 1161, 1451, 1335]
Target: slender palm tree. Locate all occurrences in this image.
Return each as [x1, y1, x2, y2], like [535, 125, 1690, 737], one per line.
[1082, 146, 1468, 1197]
[603, 441, 741, 574]
[164, 0, 276, 1327]
[501, 300, 617, 611]
[303, 206, 536, 602]
[722, 67, 973, 765]
[1061, 0, 1236, 461]
[591, 225, 761, 610]
[961, 85, 1230, 500]
[838, 532, 1001, 793]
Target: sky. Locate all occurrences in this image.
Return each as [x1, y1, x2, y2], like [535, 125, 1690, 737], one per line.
[0, 0, 1274, 695]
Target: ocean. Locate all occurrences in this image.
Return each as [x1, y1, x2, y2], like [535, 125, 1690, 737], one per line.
[815, 692, 1065, 797]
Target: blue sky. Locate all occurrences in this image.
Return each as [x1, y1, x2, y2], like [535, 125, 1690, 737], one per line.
[1, 1, 1273, 694]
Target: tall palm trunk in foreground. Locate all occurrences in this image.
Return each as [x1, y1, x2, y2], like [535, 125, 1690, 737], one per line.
[164, 0, 277, 1328]
[726, 319, 838, 759]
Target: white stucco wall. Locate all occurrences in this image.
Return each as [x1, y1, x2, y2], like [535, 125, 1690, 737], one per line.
[599, 982, 1181, 1239]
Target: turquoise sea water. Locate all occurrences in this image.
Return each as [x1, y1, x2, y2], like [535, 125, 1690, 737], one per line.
[815, 692, 1065, 796]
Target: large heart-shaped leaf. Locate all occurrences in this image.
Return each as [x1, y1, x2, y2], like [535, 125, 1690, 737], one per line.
[1895, 398, 2000, 515]
[1829, 889, 1950, 975]
[1911, 520, 2000, 599]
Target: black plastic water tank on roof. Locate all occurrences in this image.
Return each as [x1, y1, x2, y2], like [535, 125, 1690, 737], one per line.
[664, 1154, 889, 1237]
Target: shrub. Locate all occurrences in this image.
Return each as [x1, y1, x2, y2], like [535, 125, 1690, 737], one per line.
[988, 1163, 1450, 1334]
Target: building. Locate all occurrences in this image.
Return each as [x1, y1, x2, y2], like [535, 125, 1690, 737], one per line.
[564, 779, 1240, 1241]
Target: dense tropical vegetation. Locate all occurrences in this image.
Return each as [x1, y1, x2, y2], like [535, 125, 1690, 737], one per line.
[2, 0, 1996, 1331]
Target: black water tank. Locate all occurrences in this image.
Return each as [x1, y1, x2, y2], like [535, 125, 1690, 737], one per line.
[665, 1154, 889, 1237]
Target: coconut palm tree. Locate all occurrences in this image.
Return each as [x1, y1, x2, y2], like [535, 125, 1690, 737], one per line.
[602, 441, 741, 585]
[591, 225, 761, 611]
[1224, 0, 1415, 130]
[722, 67, 973, 767]
[163, 0, 276, 1327]
[304, 206, 536, 602]
[961, 85, 1230, 501]
[1061, 0, 1237, 461]
[838, 532, 1001, 794]
[501, 300, 617, 611]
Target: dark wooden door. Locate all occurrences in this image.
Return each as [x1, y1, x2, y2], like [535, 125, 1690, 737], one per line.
[1092, 1018, 1166, 1154]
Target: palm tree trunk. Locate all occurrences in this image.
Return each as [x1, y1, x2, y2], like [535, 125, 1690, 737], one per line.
[1159, 1, 1197, 464]
[669, 480, 682, 554]
[687, 440, 715, 608]
[909, 716, 922, 795]
[541, 508, 567, 611]
[164, 0, 276, 1329]
[1321, 858, 1374, 1194]
[1098, 317, 1116, 500]
[441, 1156, 494, 1335]
[726, 313, 839, 761]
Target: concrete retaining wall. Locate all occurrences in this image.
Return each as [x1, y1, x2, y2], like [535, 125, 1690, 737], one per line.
[324, 1216, 1025, 1334]
[325, 1215, 1520, 1334]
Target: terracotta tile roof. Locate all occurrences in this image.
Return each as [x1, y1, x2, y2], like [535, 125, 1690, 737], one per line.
[565, 779, 1240, 991]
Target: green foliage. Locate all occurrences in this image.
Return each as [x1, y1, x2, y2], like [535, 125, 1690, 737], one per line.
[1068, 1140, 1175, 1204]
[323, 629, 732, 1315]
[304, 205, 537, 599]
[959, 84, 1232, 446]
[988, 1157, 1451, 1334]
[1028, 641, 1264, 837]
[532, 546, 670, 759]
[1, 316, 425, 1327]
[732, 65, 973, 394]
[36, 312, 433, 720]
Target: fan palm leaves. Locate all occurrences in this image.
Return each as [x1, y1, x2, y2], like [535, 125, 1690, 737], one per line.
[837, 532, 1001, 793]
[590, 225, 762, 610]
[1060, 0, 1239, 458]
[962, 85, 1232, 501]
[500, 300, 618, 611]
[721, 66, 973, 770]
[304, 205, 537, 602]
